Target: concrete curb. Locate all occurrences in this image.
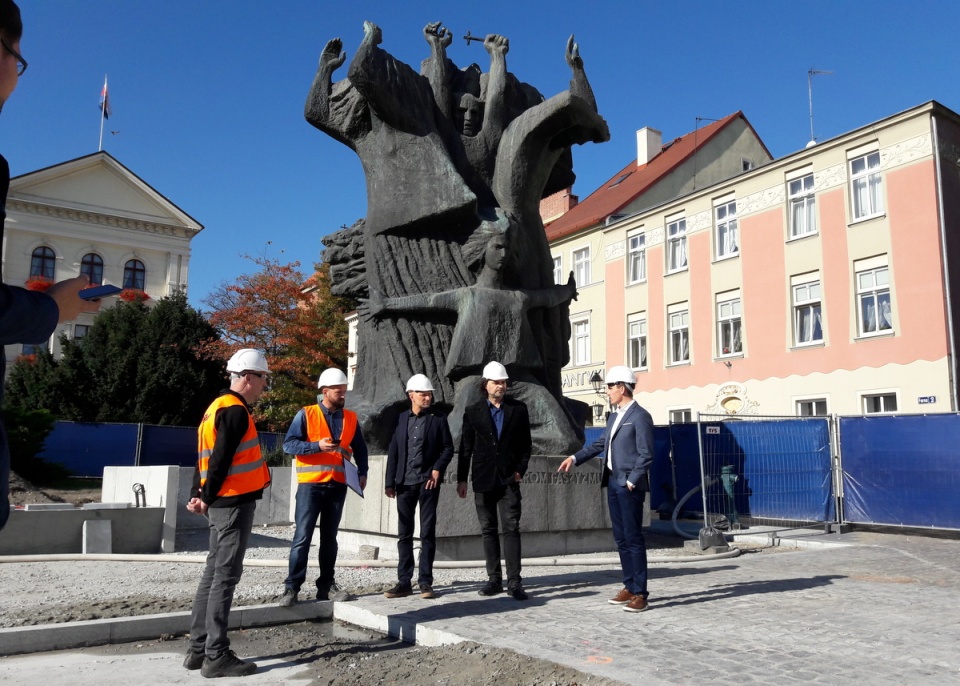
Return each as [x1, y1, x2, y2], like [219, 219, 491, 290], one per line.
[332, 602, 467, 647]
[0, 601, 332, 657]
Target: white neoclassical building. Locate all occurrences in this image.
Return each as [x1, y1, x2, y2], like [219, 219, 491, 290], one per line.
[2, 151, 202, 361]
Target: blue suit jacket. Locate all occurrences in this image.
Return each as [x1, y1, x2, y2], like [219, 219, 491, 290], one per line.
[386, 409, 454, 489]
[573, 401, 654, 490]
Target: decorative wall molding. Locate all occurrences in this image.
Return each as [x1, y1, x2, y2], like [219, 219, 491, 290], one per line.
[880, 133, 931, 170]
[737, 186, 785, 218]
[9, 199, 198, 239]
[605, 240, 625, 261]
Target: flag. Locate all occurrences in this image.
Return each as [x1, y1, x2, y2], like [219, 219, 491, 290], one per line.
[99, 76, 111, 119]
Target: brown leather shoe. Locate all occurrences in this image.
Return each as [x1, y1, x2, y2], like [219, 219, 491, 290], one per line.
[623, 595, 649, 613]
[608, 588, 636, 605]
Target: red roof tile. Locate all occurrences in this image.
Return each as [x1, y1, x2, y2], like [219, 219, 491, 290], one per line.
[545, 112, 760, 241]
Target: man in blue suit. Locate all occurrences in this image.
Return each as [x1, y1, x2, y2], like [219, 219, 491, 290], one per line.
[559, 365, 653, 612]
[383, 373, 454, 600]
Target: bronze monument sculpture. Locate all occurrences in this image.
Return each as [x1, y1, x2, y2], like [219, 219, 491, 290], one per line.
[311, 21, 609, 454]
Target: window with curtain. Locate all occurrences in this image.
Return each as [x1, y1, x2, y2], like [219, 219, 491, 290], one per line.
[627, 234, 646, 283]
[715, 201, 738, 258]
[552, 256, 562, 285]
[627, 318, 647, 369]
[850, 151, 883, 220]
[123, 259, 146, 290]
[789, 174, 817, 237]
[670, 408, 692, 423]
[857, 266, 892, 335]
[573, 248, 590, 287]
[667, 218, 687, 272]
[80, 253, 104, 286]
[572, 319, 590, 366]
[30, 246, 56, 279]
[669, 310, 689, 364]
[717, 298, 742, 356]
[793, 280, 823, 345]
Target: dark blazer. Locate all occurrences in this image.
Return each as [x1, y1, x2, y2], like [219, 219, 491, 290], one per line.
[385, 409, 455, 489]
[574, 401, 653, 490]
[458, 397, 532, 492]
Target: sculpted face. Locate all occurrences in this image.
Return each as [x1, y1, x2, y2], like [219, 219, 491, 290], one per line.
[483, 235, 508, 273]
[456, 93, 484, 137]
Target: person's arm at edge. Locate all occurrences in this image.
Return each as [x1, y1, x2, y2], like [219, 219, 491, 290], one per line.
[282, 409, 316, 456]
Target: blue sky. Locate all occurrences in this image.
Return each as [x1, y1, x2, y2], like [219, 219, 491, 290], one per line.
[3, 0, 960, 308]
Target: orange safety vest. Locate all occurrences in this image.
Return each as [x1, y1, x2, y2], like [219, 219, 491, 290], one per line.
[197, 394, 271, 498]
[294, 405, 358, 484]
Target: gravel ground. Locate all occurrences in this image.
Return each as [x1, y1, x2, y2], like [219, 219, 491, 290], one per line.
[0, 524, 699, 685]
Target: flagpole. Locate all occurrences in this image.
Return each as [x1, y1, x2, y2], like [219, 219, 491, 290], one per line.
[98, 75, 107, 151]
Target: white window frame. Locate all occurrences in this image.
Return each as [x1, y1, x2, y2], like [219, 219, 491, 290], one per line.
[792, 278, 823, 346]
[796, 397, 828, 417]
[861, 391, 898, 415]
[666, 217, 687, 273]
[74, 324, 91, 340]
[714, 200, 739, 259]
[572, 317, 591, 366]
[669, 408, 693, 423]
[788, 173, 817, 238]
[856, 263, 892, 336]
[552, 255, 562, 285]
[627, 233, 646, 284]
[627, 315, 647, 370]
[849, 150, 883, 220]
[573, 247, 591, 287]
[716, 296, 742, 357]
[668, 305, 690, 365]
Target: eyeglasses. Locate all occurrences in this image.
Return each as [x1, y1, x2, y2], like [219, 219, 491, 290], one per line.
[606, 383, 620, 389]
[1, 38, 27, 76]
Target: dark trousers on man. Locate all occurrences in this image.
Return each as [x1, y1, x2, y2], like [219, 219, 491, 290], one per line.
[474, 482, 522, 589]
[188, 501, 256, 658]
[284, 482, 347, 595]
[395, 481, 440, 587]
[607, 482, 648, 598]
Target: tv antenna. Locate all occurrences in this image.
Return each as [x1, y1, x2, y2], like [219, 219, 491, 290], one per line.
[807, 68, 833, 147]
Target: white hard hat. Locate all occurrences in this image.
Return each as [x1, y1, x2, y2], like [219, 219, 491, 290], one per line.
[226, 349, 271, 374]
[317, 368, 349, 389]
[481, 361, 509, 381]
[405, 374, 436, 392]
[605, 365, 636, 386]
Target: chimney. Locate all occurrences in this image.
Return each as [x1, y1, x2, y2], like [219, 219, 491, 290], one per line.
[636, 127, 662, 166]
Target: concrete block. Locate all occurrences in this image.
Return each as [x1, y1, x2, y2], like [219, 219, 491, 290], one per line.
[358, 544, 379, 560]
[104, 466, 179, 552]
[22, 503, 75, 511]
[81, 502, 130, 510]
[82, 519, 112, 554]
[0, 507, 164, 555]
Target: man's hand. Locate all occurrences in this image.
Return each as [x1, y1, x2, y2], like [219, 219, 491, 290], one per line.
[483, 34, 509, 57]
[186, 497, 208, 515]
[456, 482, 467, 498]
[359, 476, 367, 492]
[320, 38, 346, 71]
[425, 469, 441, 489]
[565, 35, 583, 70]
[319, 438, 339, 451]
[513, 472, 523, 483]
[385, 487, 395, 499]
[46, 275, 100, 323]
[557, 456, 575, 473]
[626, 481, 635, 492]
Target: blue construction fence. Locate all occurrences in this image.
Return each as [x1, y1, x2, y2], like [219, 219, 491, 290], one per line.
[590, 413, 960, 531]
[37, 421, 285, 477]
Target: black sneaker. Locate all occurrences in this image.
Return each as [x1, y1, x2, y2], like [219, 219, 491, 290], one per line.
[383, 582, 413, 598]
[318, 582, 352, 602]
[478, 580, 504, 596]
[200, 649, 256, 678]
[182, 650, 205, 671]
[419, 584, 436, 599]
[278, 588, 298, 607]
[509, 585, 529, 601]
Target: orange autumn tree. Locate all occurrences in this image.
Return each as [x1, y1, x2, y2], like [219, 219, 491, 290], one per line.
[203, 255, 355, 431]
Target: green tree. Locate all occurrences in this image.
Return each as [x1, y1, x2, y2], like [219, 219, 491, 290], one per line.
[5, 291, 224, 427]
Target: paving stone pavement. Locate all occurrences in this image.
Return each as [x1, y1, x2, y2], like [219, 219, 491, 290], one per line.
[350, 529, 960, 684]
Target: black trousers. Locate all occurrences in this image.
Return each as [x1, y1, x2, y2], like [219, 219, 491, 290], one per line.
[474, 482, 522, 588]
[395, 481, 441, 586]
